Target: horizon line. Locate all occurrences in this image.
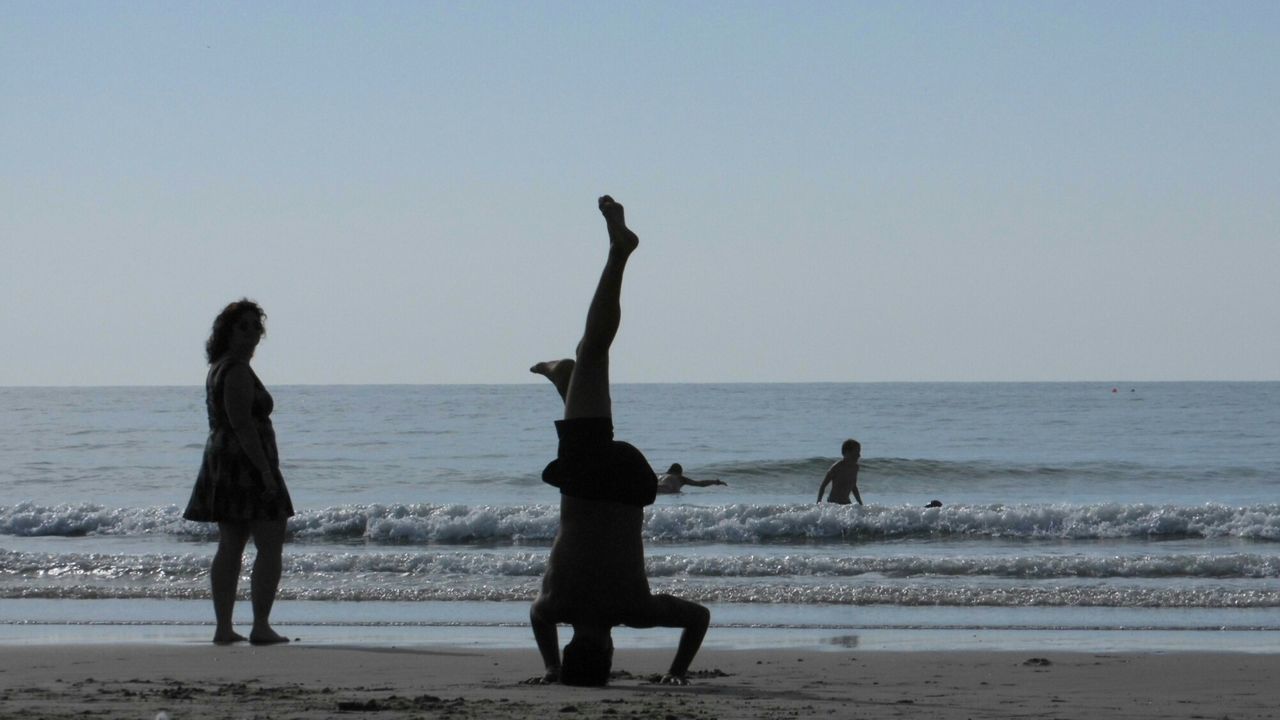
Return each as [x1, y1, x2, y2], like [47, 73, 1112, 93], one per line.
[3, 379, 1278, 390]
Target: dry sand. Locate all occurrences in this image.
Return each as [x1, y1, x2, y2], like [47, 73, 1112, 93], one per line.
[1, 643, 1275, 719]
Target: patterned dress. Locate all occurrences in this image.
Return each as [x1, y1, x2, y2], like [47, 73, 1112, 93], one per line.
[183, 357, 295, 523]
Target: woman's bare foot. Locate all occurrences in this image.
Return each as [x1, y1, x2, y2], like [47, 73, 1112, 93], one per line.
[598, 195, 638, 254]
[213, 629, 247, 645]
[531, 359, 575, 401]
[249, 626, 290, 645]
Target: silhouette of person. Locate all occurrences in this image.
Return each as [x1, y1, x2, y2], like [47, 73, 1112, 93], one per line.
[183, 299, 294, 645]
[656, 463, 727, 494]
[527, 196, 711, 686]
[817, 438, 863, 505]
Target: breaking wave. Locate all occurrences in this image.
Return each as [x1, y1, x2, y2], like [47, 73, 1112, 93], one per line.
[3, 501, 1279, 543]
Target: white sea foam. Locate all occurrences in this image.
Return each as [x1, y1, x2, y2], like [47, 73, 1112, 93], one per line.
[4, 501, 1279, 542]
[4, 574, 1279, 608]
[4, 548, 1278, 581]
[4, 546, 1280, 608]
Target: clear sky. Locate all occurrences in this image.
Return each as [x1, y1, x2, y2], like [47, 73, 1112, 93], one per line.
[4, 1, 1277, 385]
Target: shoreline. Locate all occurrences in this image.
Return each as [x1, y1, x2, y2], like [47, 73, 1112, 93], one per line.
[5, 598, 1280, 654]
[5, 623, 1280, 655]
[3, 644, 1277, 719]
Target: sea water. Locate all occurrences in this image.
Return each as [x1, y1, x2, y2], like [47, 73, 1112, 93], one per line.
[1, 382, 1277, 651]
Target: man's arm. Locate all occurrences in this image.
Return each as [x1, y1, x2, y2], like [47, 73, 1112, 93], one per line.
[681, 476, 725, 488]
[529, 600, 561, 683]
[641, 594, 711, 684]
[850, 466, 863, 505]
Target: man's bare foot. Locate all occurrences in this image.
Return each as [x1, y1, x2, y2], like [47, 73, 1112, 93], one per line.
[213, 630, 247, 645]
[598, 195, 638, 254]
[531, 359, 575, 401]
[249, 627, 290, 645]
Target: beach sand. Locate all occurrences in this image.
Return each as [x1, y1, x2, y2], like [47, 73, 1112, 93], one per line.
[1, 644, 1274, 719]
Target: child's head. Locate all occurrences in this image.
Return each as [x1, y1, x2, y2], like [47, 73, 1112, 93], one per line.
[841, 438, 861, 458]
[667, 463, 683, 475]
[561, 625, 614, 686]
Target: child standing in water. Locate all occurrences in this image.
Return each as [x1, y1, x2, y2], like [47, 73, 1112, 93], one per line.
[817, 439, 863, 505]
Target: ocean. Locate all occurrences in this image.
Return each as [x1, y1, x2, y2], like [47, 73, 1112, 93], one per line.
[2, 382, 1278, 652]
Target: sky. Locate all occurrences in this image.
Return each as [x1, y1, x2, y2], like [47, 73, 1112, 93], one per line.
[3, 1, 1278, 385]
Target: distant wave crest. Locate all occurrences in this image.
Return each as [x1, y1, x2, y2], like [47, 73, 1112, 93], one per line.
[704, 456, 1274, 484]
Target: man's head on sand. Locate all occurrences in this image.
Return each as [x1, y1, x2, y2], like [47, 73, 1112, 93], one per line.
[561, 625, 613, 686]
[841, 439, 861, 459]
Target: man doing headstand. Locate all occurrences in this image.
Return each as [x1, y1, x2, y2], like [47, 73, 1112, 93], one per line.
[528, 196, 711, 687]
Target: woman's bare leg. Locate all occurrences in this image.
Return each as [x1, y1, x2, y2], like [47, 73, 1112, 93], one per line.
[211, 522, 251, 644]
[247, 518, 289, 644]
[562, 195, 638, 421]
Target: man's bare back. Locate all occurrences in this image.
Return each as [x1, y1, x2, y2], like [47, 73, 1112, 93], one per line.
[533, 495, 650, 626]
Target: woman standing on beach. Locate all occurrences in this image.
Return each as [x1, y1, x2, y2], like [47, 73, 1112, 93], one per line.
[183, 299, 294, 645]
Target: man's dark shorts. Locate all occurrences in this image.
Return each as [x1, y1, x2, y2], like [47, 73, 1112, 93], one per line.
[543, 417, 657, 508]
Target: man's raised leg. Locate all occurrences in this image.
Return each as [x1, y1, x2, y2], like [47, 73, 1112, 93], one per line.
[563, 195, 638, 421]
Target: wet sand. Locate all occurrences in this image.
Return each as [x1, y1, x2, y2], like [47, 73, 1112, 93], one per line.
[2, 644, 1276, 719]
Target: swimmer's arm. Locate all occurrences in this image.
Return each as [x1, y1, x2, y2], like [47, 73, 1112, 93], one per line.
[851, 472, 863, 505]
[529, 601, 561, 683]
[682, 476, 726, 487]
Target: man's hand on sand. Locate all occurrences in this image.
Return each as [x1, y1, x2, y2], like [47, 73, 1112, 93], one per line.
[522, 669, 561, 685]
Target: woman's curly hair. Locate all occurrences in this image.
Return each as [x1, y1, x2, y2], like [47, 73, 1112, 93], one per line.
[205, 299, 267, 363]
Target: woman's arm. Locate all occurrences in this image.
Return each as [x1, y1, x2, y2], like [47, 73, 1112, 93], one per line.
[223, 364, 279, 494]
